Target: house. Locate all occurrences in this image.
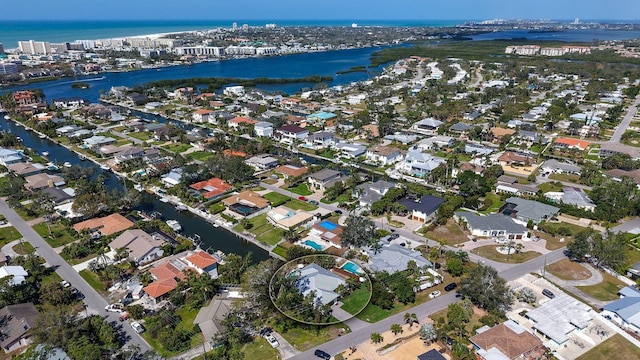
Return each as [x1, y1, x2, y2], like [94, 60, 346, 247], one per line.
[161, 168, 182, 187]
[294, 263, 346, 306]
[526, 290, 594, 345]
[469, 320, 545, 360]
[274, 164, 308, 179]
[464, 142, 494, 156]
[398, 195, 444, 223]
[554, 137, 590, 151]
[396, 149, 445, 178]
[604, 168, 640, 185]
[540, 159, 581, 175]
[55, 125, 81, 136]
[416, 136, 454, 151]
[253, 121, 274, 137]
[73, 213, 135, 237]
[305, 220, 344, 250]
[223, 190, 269, 218]
[40, 187, 75, 205]
[183, 250, 218, 278]
[365, 146, 403, 166]
[266, 206, 314, 230]
[367, 244, 432, 274]
[449, 122, 473, 134]
[276, 124, 309, 144]
[192, 109, 214, 123]
[190, 178, 232, 199]
[0, 265, 28, 286]
[304, 131, 334, 150]
[416, 349, 447, 360]
[7, 162, 45, 176]
[497, 151, 534, 166]
[454, 212, 530, 239]
[245, 154, 279, 171]
[0, 303, 40, 353]
[411, 118, 443, 135]
[545, 187, 595, 212]
[143, 259, 194, 303]
[384, 133, 419, 145]
[306, 111, 337, 127]
[24, 173, 65, 191]
[114, 146, 144, 163]
[501, 197, 559, 225]
[194, 298, 234, 346]
[355, 181, 396, 208]
[495, 183, 538, 197]
[308, 169, 343, 191]
[83, 135, 116, 149]
[109, 229, 165, 265]
[228, 116, 258, 130]
[602, 297, 640, 333]
[618, 285, 640, 298]
[332, 141, 367, 159]
[0, 148, 23, 167]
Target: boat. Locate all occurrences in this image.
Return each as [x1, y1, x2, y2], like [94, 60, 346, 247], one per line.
[39, 134, 46, 139]
[159, 197, 169, 203]
[3, 115, 10, 120]
[79, 154, 86, 161]
[100, 164, 111, 171]
[175, 204, 188, 212]
[63, 162, 72, 168]
[166, 220, 182, 232]
[16, 137, 22, 142]
[150, 211, 163, 219]
[41, 151, 49, 157]
[211, 250, 226, 265]
[133, 184, 145, 192]
[46, 162, 59, 171]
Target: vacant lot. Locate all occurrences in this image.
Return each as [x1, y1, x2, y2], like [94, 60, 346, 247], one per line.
[423, 219, 469, 245]
[546, 259, 592, 280]
[577, 334, 640, 360]
[471, 245, 541, 263]
[577, 272, 627, 301]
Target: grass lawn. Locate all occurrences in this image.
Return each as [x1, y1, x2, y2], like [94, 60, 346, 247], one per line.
[423, 220, 468, 245]
[163, 143, 192, 153]
[33, 222, 77, 247]
[127, 132, 152, 141]
[263, 192, 290, 206]
[276, 323, 347, 351]
[537, 182, 563, 193]
[577, 334, 640, 360]
[534, 230, 570, 250]
[273, 244, 289, 258]
[0, 226, 23, 247]
[208, 202, 225, 214]
[340, 286, 373, 315]
[233, 213, 271, 235]
[257, 228, 284, 246]
[187, 151, 214, 161]
[321, 193, 351, 204]
[549, 173, 581, 183]
[286, 183, 313, 196]
[479, 193, 505, 214]
[546, 259, 592, 280]
[79, 269, 107, 295]
[286, 199, 318, 211]
[13, 241, 35, 255]
[577, 272, 627, 301]
[471, 245, 542, 263]
[241, 337, 280, 359]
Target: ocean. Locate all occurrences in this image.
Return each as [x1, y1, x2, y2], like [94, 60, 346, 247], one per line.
[0, 19, 467, 48]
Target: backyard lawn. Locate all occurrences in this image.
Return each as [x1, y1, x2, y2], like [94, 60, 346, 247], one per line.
[286, 199, 318, 211]
[233, 213, 271, 235]
[577, 334, 640, 360]
[187, 151, 214, 161]
[33, 222, 77, 247]
[286, 183, 313, 196]
[479, 193, 505, 214]
[273, 244, 289, 258]
[263, 192, 290, 207]
[127, 131, 152, 141]
[163, 143, 192, 153]
[577, 272, 627, 301]
[257, 228, 284, 246]
[0, 226, 22, 247]
[470, 245, 541, 263]
[340, 285, 373, 315]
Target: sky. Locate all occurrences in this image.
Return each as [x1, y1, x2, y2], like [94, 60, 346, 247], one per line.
[1, 0, 639, 21]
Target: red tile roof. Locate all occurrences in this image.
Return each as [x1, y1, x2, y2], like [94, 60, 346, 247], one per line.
[554, 137, 590, 150]
[189, 178, 232, 199]
[143, 278, 178, 299]
[185, 251, 217, 270]
[194, 109, 213, 115]
[229, 116, 258, 125]
[73, 213, 134, 236]
[150, 261, 187, 281]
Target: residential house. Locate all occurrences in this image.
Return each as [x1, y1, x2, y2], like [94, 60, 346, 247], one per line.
[449, 122, 473, 135]
[464, 142, 494, 156]
[0, 266, 28, 286]
[384, 132, 419, 145]
[497, 151, 535, 166]
[526, 291, 594, 345]
[365, 146, 403, 166]
[190, 178, 232, 199]
[602, 297, 640, 333]
[0, 148, 23, 167]
[24, 173, 65, 191]
[114, 146, 144, 164]
[222, 190, 269, 218]
[604, 168, 640, 186]
[545, 187, 596, 212]
[0, 303, 40, 353]
[354, 180, 396, 208]
[469, 320, 545, 360]
[143, 259, 193, 303]
[253, 121, 274, 137]
[40, 187, 75, 205]
[332, 141, 367, 159]
[305, 220, 344, 250]
[266, 206, 314, 230]
[454, 212, 530, 239]
[194, 298, 234, 346]
[411, 118, 443, 135]
[495, 183, 538, 197]
[109, 229, 165, 265]
[515, 130, 547, 147]
[192, 109, 214, 123]
[183, 250, 218, 278]
[304, 131, 334, 150]
[13, 91, 37, 106]
[417, 136, 454, 151]
[395, 149, 445, 178]
[398, 195, 444, 223]
[7, 162, 45, 176]
[161, 168, 182, 187]
[245, 154, 279, 171]
[274, 164, 308, 179]
[83, 135, 116, 150]
[308, 169, 343, 191]
[554, 137, 590, 151]
[366, 244, 432, 274]
[73, 213, 135, 237]
[416, 349, 447, 360]
[540, 159, 582, 175]
[306, 111, 337, 127]
[294, 263, 346, 306]
[55, 125, 81, 136]
[501, 197, 559, 225]
[52, 97, 85, 109]
[228, 116, 258, 130]
[276, 124, 309, 144]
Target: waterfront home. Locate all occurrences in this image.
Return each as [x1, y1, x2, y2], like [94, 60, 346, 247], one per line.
[294, 263, 346, 306]
[73, 213, 135, 237]
[183, 250, 219, 277]
[223, 85, 245, 97]
[0, 148, 24, 167]
[469, 320, 544, 360]
[366, 244, 432, 274]
[53, 97, 85, 109]
[55, 125, 81, 136]
[306, 111, 337, 127]
[410, 118, 443, 136]
[267, 206, 314, 230]
[545, 187, 595, 212]
[365, 146, 403, 166]
[306, 220, 344, 250]
[398, 194, 444, 223]
[354, 180, 396, 208]
[0, 303, 40, 353]
[307, 168, 343, 191]
[332, 141, 366, 159]
[223, 190, 269, 218]
[143, 259, 192, 305]
[501, 197, 559, 225]
[253, 121, 274, 137]
[7, 162, 45, 177]
[83, 135, 116, 150]
[13, 90, 38, 106]
[40, 187, 75, 205]
[245, 154, 279, 171]
[276, 124, 309, 144]
[304, 131, 334, 150]
[454, 212, 529, 239]
[114, 146, 144, 163]
[228, 116, 258, 130]
[189, 178, 232, 200]
[192, 109, 214, 123]
[24, 173, 65, 191]
[395, 149, 445, 178]
[274, 164, 308, 179]
[109, 229, 165, 265]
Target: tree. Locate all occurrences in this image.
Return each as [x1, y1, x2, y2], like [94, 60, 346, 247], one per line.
[516, 287, 536, 303]
[342, 215, 377, 248]
[390, 323, 403, 336]
[219, 253, 252, 284]
[404, 312, 419, 328]
[370, 332, 384, 344]
[446, 303, 470, 337]
[446, 258, 464, 277]
[419, 323, 437, 343]
[459, 264, 514, 314]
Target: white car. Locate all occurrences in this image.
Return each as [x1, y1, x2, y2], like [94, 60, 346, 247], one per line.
[131, 321, 145, 334]
[60, 280, 71, 288]
[105, 303, 125, 313]
[265, 334, 279, 348]
[429, 290, 441, 299]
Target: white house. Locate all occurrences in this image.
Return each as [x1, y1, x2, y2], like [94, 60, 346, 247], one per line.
[332, 141, 367, 159]
[454, 212, 530, 240]
[223, 85, 245, 97]
[395, 149, 445, 178]
[0, 266, 28, 286]
[365, 146, 403, 166]
[411, 118, 443, 135]
[276, 125, 309, 144]
[193, 109, 214, 123]
[304, 131, 334, 150]
[253, 122, 273, 137]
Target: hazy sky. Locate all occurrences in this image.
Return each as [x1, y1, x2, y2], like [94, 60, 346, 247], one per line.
[1, 0, 639, 21]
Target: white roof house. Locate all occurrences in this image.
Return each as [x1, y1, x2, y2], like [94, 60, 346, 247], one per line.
[0, 266, 28, 286]
[294, 263, 346, 306]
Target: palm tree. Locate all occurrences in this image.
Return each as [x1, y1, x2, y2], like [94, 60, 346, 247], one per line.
[390, 323, 403, 336]
[370, 332, 383, 344]
[404, 312, 419, 328]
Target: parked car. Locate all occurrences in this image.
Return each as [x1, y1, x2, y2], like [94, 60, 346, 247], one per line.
[265, 334, 279, 348]
[119, 312, 129, 322]
[334, 210, 343, 215]
[390, 233, 400, 240]
[131, 321, 145, 334]
[298, 196, 307, 201]
[444, 283, 457, 292]
[70, 287, 85, 300]
[60, 280, 71, 288]
[314, 349, 331, 359]
[105, 303, 125, 313]
[309, 200, 319, 205]
[542, 289, 555, 299]
[429, 290, 441, 299]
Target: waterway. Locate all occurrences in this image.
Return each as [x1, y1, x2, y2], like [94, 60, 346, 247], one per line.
[470, 29, 640, 42]
[0, 116, 270, 263]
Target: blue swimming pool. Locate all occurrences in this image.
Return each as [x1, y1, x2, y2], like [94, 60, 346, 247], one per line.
[319, 220, 338, 231]
[342, 261, 362, 275]
[303, 239, 324, 251]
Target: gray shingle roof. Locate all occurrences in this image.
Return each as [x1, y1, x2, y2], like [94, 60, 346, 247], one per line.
[505, 197, 559, 223]
[455, 212, 528, 234]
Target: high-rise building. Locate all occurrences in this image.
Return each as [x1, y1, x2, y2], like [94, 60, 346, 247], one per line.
[0, 62, 18, 75]
[18, 40, 52, 55]
[0, 43, 4, 54]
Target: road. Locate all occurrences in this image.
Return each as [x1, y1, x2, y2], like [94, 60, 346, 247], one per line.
[607, 94, 640, 144]
[0, 198, 151, 352]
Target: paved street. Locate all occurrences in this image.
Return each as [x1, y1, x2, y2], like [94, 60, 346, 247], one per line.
[0, 198, 151, 352]
[607, 94, 640, 144]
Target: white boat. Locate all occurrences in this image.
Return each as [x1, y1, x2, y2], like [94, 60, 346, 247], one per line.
[46, 162, 59, 171]
[159, 197, 169, 203]
[16, 137, 22, 142]
[100, 164, 111, 171]
[133, 184, 145, 192]
[63, 162, 72, 168]
[79, 154, 86, 161]
[41, 151, 49, 157]
[39, 134, 46, 139]
[3, 115, 10, 120]
[176, 204, 188, 212]
[166, 220, 182, 232]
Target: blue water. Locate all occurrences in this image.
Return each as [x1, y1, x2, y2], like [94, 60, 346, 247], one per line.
[471, 29, 640, 42]
[303, 239, 324, 251]
[341, 261, 362, 275]
[318, 220, 339, 231]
